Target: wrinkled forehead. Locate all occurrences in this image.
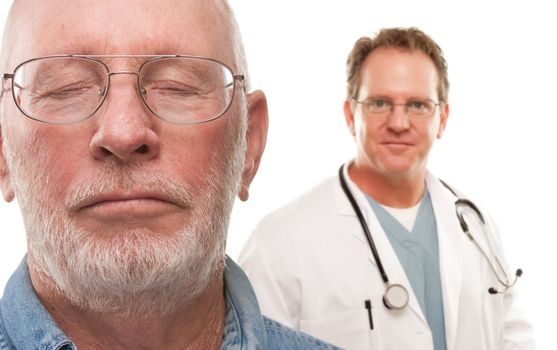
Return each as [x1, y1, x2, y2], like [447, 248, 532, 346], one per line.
[6, 0, 233, 70]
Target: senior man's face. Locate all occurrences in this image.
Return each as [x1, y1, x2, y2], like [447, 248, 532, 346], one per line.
[0, 0, 266, 314]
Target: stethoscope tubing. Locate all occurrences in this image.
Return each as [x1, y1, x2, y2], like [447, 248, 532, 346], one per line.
[454, 201, 521, 291]
[338, 165, 410, 310]
[438, 180, 522, 292]
[338, 165, 390, 284]
[339, 163, 521, 302]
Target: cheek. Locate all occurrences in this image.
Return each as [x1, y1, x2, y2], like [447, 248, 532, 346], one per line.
[418, 120, 441, 148]
[160, 118, 239, 185]
[429, 117, 443, 138]
[354, 116, 380, 147]
[6, 123, 88, 203]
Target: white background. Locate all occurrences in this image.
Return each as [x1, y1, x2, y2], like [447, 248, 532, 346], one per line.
[1, 1, 555, 348]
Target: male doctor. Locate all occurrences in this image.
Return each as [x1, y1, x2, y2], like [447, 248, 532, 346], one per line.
[239, 27, 535, 349]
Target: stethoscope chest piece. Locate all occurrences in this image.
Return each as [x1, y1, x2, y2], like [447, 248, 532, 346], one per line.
[383, 283, 410, 310]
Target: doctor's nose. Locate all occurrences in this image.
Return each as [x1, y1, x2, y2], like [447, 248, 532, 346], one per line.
[89, 74, 161, 163]
[386, 105, 411, 133]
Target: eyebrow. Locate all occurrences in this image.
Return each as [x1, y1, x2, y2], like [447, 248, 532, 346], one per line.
[363, 95, 435, 101]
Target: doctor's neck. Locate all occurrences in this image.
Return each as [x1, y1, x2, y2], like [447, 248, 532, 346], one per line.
[347, 163, 426, 209]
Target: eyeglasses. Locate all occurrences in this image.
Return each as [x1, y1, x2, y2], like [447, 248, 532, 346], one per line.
[1, 55, 245, 125]
[353, 98, 440, 119]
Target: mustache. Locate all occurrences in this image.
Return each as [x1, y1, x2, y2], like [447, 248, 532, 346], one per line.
[63, 163, 195, 210]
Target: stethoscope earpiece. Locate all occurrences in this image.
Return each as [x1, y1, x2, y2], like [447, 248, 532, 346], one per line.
[488, 268, 524, 295]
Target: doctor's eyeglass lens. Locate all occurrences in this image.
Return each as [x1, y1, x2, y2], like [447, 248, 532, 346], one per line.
[353, 98, 440, 119]
[2, 55, 244, 125]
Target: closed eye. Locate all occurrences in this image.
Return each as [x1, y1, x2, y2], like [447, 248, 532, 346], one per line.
[35, 83, 99, 99]
[145, 80, 204, 96]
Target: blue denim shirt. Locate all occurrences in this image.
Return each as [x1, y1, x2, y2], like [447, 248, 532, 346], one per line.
[0, 256, 339, 350]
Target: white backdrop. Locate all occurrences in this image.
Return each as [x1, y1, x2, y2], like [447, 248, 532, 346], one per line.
[0, 1, 554, 348]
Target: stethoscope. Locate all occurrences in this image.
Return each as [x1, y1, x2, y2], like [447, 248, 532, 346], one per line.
[338, 164, 523, 311]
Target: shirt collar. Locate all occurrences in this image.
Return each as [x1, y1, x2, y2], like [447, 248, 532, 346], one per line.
[0, 256, 75, 350]
[221, 256, 267, 349]
[1, 256, 266, 350]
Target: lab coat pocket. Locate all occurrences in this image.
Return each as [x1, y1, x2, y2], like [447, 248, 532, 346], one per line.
[299, 309, 378, 350]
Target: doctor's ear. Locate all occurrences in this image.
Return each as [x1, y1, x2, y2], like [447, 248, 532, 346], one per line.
[238, 90, 268, 202]
[343, 100, 356, 137]
[436, 103, 450, 139]
[0, 124, 15, 203]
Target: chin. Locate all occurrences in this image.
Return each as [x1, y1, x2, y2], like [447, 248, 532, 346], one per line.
[28, 207, 228, 315]
[380, 161, 415, 175]
[23, 170, 236, 316]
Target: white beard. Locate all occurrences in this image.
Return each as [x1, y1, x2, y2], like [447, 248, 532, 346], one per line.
[3, 115, 247, 316]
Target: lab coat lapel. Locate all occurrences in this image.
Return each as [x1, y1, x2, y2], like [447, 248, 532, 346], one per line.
[334, 167, 429, 327]
[426, 172, 463, 350]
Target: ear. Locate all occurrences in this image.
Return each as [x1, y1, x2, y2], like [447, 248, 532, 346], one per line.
[436, 103, 449, 139]
[238, 90, 268, 202]
[0, 123, 15, 203]
[343, 100, 356, 137]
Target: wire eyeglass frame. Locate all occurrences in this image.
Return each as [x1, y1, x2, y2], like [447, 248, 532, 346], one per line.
[1, 54, 246, 125]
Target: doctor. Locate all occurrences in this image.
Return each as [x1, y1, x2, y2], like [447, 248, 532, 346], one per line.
[239, 27, 535, 349]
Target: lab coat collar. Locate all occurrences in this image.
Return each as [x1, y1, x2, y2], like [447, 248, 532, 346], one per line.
[426, 172, 464, 350]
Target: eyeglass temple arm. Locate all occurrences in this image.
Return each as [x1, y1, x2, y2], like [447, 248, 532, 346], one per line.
[232, 74, 246, 91]
[1, 74, 12, 97]
[1, 74, 25, 97]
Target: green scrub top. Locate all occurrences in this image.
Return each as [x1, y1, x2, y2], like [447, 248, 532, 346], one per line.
[367, 191, 447, 350]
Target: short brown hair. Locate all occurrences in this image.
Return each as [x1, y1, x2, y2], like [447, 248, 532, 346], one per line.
[346, 27, 449, 104]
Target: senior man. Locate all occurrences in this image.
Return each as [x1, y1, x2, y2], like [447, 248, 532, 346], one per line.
[0, 0, 339, 349]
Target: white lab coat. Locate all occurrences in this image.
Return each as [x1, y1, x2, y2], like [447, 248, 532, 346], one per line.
[239, 169, 535, 350]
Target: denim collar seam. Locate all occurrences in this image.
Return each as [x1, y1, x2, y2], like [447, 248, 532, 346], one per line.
[224, 284, 243, 349]
[0, 305, 16, 350]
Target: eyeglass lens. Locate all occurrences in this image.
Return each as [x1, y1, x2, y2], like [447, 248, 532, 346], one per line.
[11, 56, 236, 124]
[362, 98, 437, 118]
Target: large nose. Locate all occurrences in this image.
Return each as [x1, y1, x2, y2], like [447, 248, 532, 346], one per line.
[90, 73, 160, 163]
[386, 104, 410, 134]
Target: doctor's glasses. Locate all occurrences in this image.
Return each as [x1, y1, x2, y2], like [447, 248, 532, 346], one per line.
[2, 55, 245, 125]
[353, 97, 440, 119]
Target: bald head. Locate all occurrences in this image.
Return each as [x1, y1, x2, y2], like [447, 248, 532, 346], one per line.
[0, 0, 248, 84]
